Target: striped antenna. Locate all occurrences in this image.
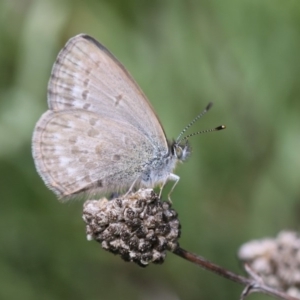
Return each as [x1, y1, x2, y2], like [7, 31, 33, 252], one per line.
[176, 102, 215, 143]
[180, 125, 226, 142]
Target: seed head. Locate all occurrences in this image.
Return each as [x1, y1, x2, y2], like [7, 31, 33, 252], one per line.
[82, 189, 181, 267]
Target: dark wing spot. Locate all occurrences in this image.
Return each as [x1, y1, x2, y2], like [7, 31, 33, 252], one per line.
[113, 154, 121, 161]
[79, 156, 88, 163]
[62, 86, 72, 93]
[95, 144, 102, 155]
[85, 175, 92, 183]
[71, 146, 79, 154]
[88, 128, 99, 137]
[89, 118, 97, 126]
[96, 179, 103, 187]
[85, 162, 98, 169]
[51, 119, 71, 128]
[69, 136, 77, 144]
[35, 126, 43, 132]
[56, 56, 61, 64]
[82, 90, 89, 100]
[83, 79, 90, 87]
[83, 103, 91, 110]
[115, 94, 123, 106]
[50, 73, 58, 81]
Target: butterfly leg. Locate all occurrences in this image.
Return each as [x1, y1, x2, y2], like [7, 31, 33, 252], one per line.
[158, 173, 180, 202]
[158, 181, 166, 200]
[167, 173, 180, 203]
[124, 178, 138, 197]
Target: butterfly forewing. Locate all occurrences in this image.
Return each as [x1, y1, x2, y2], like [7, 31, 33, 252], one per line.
[48, 34, 167, 149]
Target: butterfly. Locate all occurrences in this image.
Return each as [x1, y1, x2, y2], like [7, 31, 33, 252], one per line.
[32, 34, 225, 201]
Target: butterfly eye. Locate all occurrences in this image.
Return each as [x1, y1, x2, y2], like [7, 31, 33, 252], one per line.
[175, 145, 183, 159]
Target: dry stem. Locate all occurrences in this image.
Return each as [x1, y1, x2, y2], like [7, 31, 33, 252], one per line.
[174, 247, 300, 300]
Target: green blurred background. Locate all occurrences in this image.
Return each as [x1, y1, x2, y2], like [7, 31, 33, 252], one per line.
[1, 0, 300, 299]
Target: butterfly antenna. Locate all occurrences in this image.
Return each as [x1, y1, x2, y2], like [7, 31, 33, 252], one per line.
[176, 102, 214, 143]
[181, 125, 226, 141]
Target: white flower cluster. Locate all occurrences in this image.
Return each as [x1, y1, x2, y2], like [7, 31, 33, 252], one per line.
[238, 231, 300, 298]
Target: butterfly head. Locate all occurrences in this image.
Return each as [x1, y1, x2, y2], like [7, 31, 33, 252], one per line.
[170, 103, 226, 163]
[171, 139, 191, 162]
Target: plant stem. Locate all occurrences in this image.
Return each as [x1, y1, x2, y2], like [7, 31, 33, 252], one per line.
[173, 247, 299, 300]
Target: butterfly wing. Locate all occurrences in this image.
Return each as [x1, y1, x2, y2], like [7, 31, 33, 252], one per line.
[32, 109, 154, 200]
[48, 34, 168, 150]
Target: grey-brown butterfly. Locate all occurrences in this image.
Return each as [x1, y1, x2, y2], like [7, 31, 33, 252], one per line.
[32, 34, 225, 201]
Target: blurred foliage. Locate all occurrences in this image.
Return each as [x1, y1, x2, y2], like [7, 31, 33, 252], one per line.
[1, 0, 300, 299]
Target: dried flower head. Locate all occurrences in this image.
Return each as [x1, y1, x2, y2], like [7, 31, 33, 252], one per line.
[82, 189, 181, 267]
[238, 231, 300, 298]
